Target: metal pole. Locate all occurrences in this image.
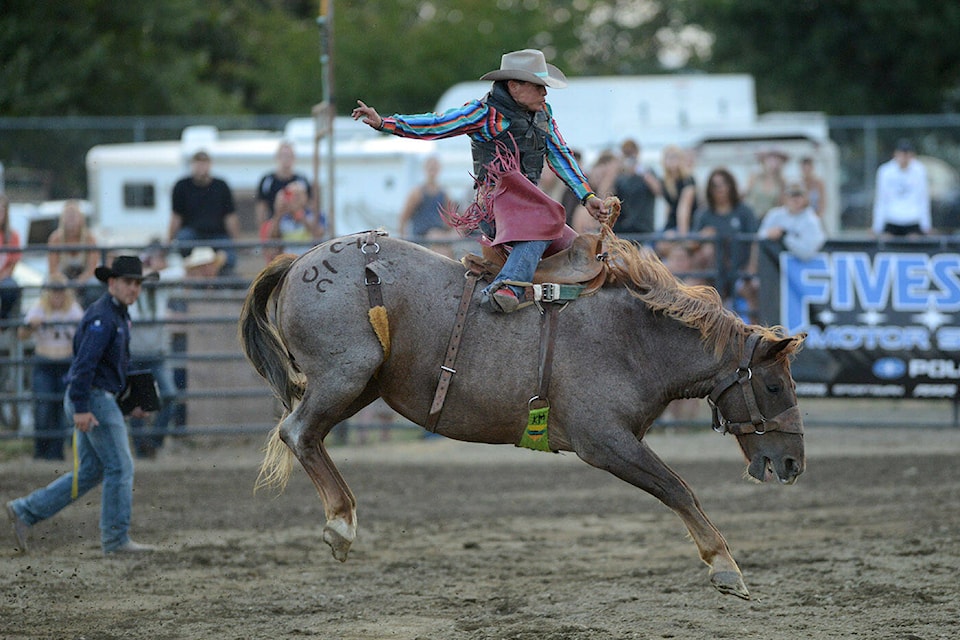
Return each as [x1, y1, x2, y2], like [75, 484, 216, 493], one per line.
[864, 117, 879, 199]
[318, 0, 336, 237]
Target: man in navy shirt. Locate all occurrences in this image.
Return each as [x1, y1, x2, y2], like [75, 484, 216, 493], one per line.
[7, 256, 160, 555]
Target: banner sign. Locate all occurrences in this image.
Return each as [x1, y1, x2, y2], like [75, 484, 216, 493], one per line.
[757, 240, 960, 400]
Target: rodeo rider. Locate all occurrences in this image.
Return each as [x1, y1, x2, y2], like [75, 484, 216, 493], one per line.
[352, 48, 609, 313]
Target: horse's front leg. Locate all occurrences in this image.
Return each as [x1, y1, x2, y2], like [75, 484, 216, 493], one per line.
[575, 432, 750, 600]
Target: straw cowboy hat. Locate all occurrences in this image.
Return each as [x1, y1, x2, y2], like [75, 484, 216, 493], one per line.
[94, 255, 159, 283]
[183, 246, 227, 270]
[480, 49, 568, 89]
[756, 147, 789, 162]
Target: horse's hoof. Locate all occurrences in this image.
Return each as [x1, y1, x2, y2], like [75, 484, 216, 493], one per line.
[323, 521, 354, 563]
[710, 570, 751, 600]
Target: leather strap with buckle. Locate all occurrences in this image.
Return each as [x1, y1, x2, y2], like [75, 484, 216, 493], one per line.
[425, 273, 479, 433]
[533, 282, 585, 303]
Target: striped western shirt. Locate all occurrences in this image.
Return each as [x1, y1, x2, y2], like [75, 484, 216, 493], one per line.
[381, 100, 593, 201]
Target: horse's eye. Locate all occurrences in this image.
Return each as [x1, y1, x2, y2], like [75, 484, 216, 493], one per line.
[766, 384, 781, 393]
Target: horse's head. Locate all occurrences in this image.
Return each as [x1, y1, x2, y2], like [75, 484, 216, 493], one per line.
[709, 332, 806, 485]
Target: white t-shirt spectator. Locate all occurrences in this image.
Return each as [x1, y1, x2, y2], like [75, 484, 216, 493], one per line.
[24, 301, 84, 360]
[757, 205, 826, 260]
[872, 158, 931, 234]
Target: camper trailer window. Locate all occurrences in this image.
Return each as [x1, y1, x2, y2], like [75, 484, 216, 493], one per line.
[123, 183, 155, 209]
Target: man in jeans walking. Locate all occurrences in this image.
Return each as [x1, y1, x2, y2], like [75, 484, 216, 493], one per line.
[7, 255, 159, 555]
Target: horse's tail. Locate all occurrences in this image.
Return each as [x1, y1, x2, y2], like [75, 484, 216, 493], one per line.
[239, 254, 302, 492]
[258, 422, 295, 493]
[239, 253, 305, 411]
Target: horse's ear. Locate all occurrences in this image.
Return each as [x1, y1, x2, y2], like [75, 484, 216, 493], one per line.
[762, 334, 804, 360]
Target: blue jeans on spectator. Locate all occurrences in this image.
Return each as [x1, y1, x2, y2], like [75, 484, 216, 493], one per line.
[31, 358, 71, 460]
[174, 227, 236, 275]
[0, 275, 21, 321]
[9, 387, 135, 553]
[129, 356, 177, 457]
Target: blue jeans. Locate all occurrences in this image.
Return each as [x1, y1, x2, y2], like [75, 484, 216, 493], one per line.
[9, 387, 135, 552]
[31, 358, 71, 460]
[129, 356, 177, 456]
[481, 239, 552, 298]
[0, 275, 21, 320]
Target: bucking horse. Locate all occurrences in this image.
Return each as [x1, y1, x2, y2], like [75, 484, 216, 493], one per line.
[239, 229, 805, 600]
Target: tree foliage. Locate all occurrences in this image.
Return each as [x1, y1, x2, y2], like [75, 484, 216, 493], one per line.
[0, 0, 322, 115]
[331, 0, 594, 115]
[675, 1, 960, 115]
[2, 0, 960, 118]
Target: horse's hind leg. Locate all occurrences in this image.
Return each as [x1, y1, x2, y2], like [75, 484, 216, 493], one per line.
[575, 433, 750, 599]
[312, 444, 355, 562]
[278, 383, 381, 562]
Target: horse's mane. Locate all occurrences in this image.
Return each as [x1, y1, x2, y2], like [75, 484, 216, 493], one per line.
[603, 236, 795, 358]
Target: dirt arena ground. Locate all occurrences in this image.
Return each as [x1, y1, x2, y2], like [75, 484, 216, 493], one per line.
[2, 423, 959, 640]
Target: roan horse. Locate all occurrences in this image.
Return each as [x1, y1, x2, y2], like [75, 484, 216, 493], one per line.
[239, 231, 805, 600]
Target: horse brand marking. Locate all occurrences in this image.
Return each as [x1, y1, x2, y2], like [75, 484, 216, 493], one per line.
[301, 266, 334, 293]
[301, 243, 358, 293]
[329, 237, 364, 254]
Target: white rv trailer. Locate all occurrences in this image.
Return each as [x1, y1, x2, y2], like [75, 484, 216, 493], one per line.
[85, 120, 477, 247]
[84, 74, 841, 246]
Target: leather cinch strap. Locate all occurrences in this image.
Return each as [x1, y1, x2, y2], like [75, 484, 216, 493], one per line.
[426, 273, 479, 432]
[536, 304, 560, 405]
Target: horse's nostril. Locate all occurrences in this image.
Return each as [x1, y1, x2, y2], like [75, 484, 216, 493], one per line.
[784, 456, 802, 476]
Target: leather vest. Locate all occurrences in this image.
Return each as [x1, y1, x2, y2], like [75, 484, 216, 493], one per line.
[471, 82, 549, 184]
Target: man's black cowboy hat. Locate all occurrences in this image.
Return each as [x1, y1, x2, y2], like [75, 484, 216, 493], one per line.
[94, 255, 160, 283]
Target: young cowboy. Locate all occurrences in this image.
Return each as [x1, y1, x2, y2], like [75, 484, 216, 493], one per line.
[7, 256, 160, 555]
[352, 49, 608, 313]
